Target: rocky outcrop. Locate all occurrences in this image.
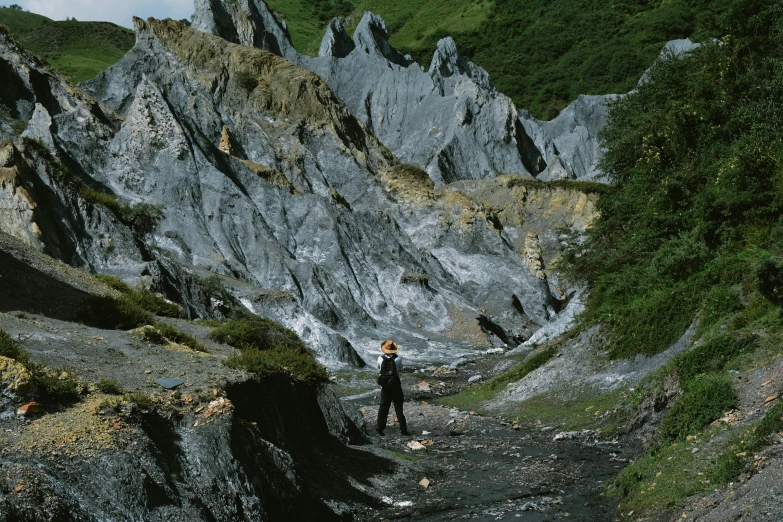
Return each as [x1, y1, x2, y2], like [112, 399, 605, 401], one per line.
[0, 141, 43, 249]
[191, 0, 297, 61]
[0, 287, 374, 519]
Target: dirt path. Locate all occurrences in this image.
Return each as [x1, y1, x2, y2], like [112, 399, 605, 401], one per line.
[340, 361, 625, 521]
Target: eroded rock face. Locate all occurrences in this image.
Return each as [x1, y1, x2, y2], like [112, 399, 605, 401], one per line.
[0, 13, 599, 366]
[190, 1, 613, 184]
[2, 17, 587, 365]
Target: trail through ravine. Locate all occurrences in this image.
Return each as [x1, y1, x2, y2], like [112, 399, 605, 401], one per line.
[339, 361, 625, 521]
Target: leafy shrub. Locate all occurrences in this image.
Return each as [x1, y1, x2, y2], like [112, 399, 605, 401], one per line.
[153, 323, 209, 353]
[562, 0, 783, 358]
[660, 373, 737, 442]
[225, 346, 328, 384]
[27, 363, 82, 403]
[125, 392, 154, 412]
[96, 378, 124, 395]
[96, 275, 183, 319]
[0, 331, 82, 403]
[755, 258, 783, 305]
[139, 326, 167, 345]
[77, 295, 153, 330]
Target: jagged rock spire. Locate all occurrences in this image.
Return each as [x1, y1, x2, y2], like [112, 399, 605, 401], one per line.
[352, 12, 411, 67]
[318, 18, 355, 58]
[192, 0, 296, 61]
[429, 37, 494, 94]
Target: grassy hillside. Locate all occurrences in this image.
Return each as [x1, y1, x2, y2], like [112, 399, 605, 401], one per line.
[0, 8, 134, 83]
[268, 0, 733, 119]
[0, 6, 50, 32]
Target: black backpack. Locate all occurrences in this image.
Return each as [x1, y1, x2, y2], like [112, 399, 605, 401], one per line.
[377, 354, 398, 388]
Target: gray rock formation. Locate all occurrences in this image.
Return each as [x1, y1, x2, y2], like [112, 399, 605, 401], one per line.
[0, 19, 593, 367]
[190, 0, 613, 184]
[192, 0, 297, 60]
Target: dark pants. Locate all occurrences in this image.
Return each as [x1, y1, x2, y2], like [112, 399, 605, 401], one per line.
[377, 381, 407, 434]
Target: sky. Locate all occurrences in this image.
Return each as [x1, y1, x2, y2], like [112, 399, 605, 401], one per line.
[13, 0, 194, 28]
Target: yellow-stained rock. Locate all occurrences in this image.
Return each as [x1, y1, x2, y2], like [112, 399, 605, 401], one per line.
[0, 355, 34, 397]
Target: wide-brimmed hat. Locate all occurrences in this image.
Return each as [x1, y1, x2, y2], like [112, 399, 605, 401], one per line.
[381, 340, 398, 354]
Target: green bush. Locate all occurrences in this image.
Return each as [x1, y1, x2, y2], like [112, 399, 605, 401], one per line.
[27, 363, 82, 403]
[225, 346, 328, 384]
[0, 330, 82, 403]
[139, 326, 167, 345]
[153, 323, 209, 353]
[77, 295, 153, 330]
[125, 392, 154, 412]
[96, 378, 124, 395]
[660, 373, 737, 441]
[755, 257, 783, 305]
[673, 334, 757, 384]
[96, 275, 183, 319]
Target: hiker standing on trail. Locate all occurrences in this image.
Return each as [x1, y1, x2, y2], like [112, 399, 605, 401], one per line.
[376, 339, 409, 436]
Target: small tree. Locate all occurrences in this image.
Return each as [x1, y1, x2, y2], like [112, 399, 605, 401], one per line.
[9, 3, 23, 10]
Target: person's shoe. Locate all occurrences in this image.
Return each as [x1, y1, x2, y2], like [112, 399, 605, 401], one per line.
[376, 430, 385, 436]
[400, 430, 410, 436]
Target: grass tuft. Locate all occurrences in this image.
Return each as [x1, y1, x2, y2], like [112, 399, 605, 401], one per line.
[96, 378, 124, 395]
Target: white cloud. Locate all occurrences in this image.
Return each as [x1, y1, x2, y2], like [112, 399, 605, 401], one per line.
[16, 0, 194, 28]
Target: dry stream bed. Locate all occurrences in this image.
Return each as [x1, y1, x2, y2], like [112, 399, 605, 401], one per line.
[338, 356, 625, 521]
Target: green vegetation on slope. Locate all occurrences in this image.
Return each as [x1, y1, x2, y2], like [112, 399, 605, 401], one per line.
[0, 8, 134, 83]
[267, 0, 733, 119]
[0, 5, 50, 33]
[438, 0, 733, 119]
[440, 347, 556, 412]
[266, 0, 354, 55]
[563, 0, 783, 359]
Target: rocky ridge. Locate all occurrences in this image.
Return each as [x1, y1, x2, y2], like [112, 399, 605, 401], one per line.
[192, 0, 612, 185]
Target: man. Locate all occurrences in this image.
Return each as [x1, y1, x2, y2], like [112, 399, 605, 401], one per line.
[376, 339, 409, 436]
